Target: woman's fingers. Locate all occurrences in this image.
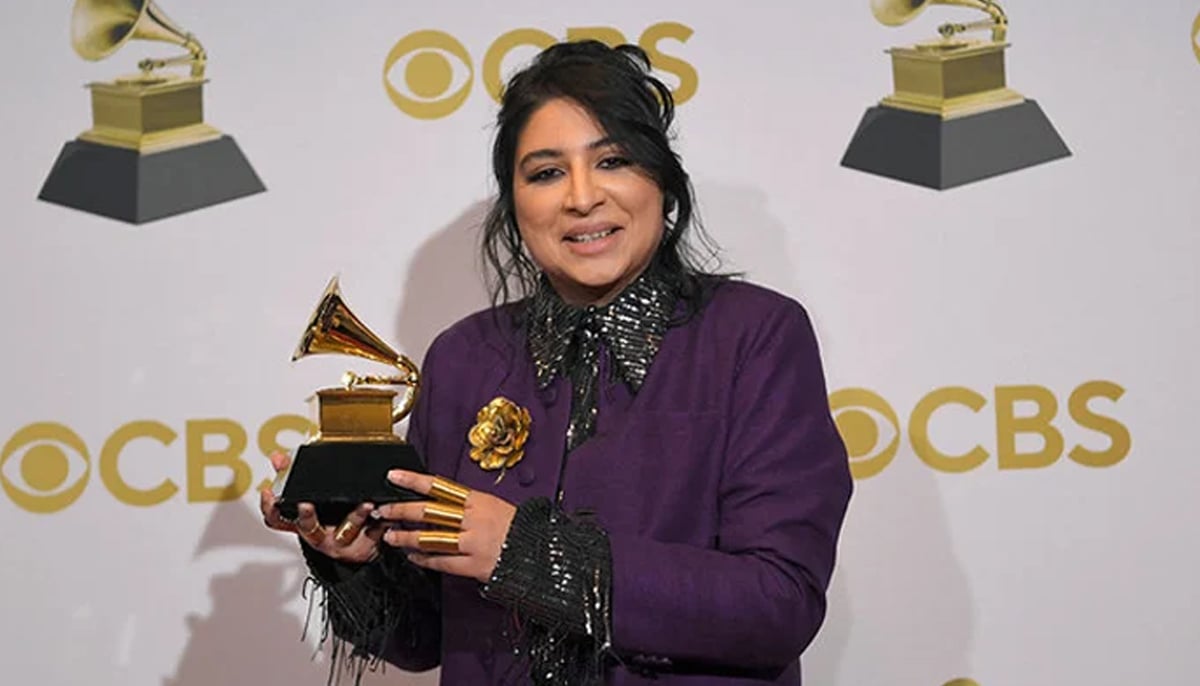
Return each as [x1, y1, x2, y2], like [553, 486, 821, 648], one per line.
[373, 500, 434, 523]
[268, 450, 291, 473]
[294, 503, 327, 546]
[386, 470, 438, 497]
[333, 503, 375, 547]
[256, 452, 381, 561]
[374, 474, 515, 582]
[259, 451, 298, 532]
[382, 527, 419, 550]
[389, 530, 496, 582]
[259, 483, 297, 533]
[388, 470, 473, 505]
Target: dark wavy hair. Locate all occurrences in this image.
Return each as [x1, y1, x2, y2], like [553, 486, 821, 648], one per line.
[480, 40, 726, 318]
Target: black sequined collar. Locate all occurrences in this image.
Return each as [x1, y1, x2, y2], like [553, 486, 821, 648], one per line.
[525, 270, 678, 392]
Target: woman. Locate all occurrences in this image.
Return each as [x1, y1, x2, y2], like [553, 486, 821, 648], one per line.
[261, 40, 852, 685]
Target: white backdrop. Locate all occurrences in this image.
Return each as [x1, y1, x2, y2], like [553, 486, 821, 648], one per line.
[2, 2, 1199, 684]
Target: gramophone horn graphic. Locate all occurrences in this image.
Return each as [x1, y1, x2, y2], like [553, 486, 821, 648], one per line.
[38, 0, 265, 224]
[841, 0, 1071, 189]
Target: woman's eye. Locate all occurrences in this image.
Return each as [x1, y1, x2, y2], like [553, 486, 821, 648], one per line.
[599, 156, 632, 170]
[526, 168, 561, 183]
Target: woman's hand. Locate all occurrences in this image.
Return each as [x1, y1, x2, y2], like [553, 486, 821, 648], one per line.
[375, 470, 517, 583]
[259, 451, 381, 564]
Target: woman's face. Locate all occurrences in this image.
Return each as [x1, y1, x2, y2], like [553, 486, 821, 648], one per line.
[512, 97, 665, 306]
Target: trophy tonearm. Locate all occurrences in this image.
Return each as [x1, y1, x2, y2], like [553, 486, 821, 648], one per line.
[872, 0, 1009, 48]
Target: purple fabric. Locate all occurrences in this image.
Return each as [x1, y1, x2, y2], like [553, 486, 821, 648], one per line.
[398, 280, 852, 684]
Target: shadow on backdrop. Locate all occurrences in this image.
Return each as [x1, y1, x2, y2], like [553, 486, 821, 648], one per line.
[162, 499, 332, 685]
[392, 200, 493, 364]
[691, 181, 800, 296]
[804, 462, 975, 685]
[163, 498, 440, 685]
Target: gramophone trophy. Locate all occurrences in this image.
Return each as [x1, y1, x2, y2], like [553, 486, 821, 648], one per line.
[38, 0, 264, 224]
[841, 0, 1071, 189]
[272, 277, 428, 526]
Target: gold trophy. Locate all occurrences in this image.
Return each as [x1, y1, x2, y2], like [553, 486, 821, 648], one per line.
[38, 0, 264, 224]
[272, 277, 428, 525]
[841, 0, 1070, 189]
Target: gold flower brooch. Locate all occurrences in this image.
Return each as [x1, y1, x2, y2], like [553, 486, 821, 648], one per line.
[468, 397, 532, 477]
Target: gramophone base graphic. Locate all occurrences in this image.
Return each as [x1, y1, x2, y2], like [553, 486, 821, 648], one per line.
[39, 77, 265, 224]
[842, 34, 1070, 189]
[841, 99, 1070, 190]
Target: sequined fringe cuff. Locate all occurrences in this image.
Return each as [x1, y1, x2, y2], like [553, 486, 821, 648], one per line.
[481, 496, 614, 685]
[301, 543, 441, 685]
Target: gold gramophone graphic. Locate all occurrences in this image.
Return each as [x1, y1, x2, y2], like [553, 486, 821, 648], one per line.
[272, 277, 428, 525]
[841, 0, 1070, 189]
[38, 0, 265, 224]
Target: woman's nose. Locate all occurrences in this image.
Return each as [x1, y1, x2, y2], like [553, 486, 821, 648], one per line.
[565, 168, 603, 214]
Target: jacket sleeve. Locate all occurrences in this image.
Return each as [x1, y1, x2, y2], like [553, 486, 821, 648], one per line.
[603, 300, 852, 671]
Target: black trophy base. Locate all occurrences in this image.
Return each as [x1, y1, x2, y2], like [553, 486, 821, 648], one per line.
[273, 442, 429, 526]
[840, 100, 1071, 190]
[38, 135, 266, 224]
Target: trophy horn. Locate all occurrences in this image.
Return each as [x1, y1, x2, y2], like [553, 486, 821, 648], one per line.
[70, 0, 207, 77]
[870, 0, 934, 26]
[870, 0, 1008, 42]
[293, 276, 421, 424]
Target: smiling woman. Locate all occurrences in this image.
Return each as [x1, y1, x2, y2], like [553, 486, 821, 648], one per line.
[261, 40, 853, 686]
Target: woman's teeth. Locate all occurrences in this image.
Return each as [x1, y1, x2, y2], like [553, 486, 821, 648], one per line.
[566, 228, 617, 243]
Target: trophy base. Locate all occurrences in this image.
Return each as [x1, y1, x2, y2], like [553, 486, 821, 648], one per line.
[272, 441, 429, 526]
[839, 100, 1071, 190]
[37, 135, 265, 224]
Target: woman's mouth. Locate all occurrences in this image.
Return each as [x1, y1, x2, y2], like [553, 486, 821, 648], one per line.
[565, 227, 620, 243]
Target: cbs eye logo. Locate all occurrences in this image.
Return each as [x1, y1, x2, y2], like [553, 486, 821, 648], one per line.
[830, 389, 901, 480]
[384, 23, 698, 120]
[1193, 10, 1200, 63]
[1, 423, 90, 514]
[830, 381, 1131, 480]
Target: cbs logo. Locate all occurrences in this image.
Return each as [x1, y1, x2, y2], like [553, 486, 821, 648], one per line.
[0, 415, 314, 514]
[830, 381, 1130, 480]
[1193, 10, 1200, 63]
[384, 22, 698, 119]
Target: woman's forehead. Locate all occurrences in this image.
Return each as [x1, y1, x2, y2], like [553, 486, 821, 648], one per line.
[516, 99, 611, 151]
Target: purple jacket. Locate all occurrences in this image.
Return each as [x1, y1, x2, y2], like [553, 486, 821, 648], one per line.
[400, 280, 852, 684]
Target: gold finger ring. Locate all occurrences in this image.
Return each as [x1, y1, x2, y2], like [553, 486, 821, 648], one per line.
[421, 502, 465, 529]
[300, 521, 326, 544]
[429, 476, 470, 506]
[334, 519, 364, 545]
[416, 530, 461, 554]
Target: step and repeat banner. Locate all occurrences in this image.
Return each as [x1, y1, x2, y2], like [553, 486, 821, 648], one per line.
[2, 1, 1198, 684]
